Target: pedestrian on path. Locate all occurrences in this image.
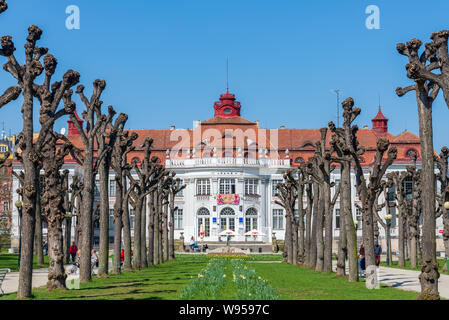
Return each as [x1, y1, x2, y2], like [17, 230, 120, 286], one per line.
[374, 241, 382, 267]
[69, 242, 78, 264]
[359, 243, 366, 277]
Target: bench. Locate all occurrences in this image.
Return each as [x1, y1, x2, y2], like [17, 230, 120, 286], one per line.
[0, 268, 11, 295]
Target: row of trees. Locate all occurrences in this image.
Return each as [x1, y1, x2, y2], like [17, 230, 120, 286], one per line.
[0, 1, 185, 298]
[276, 30, 449, 300]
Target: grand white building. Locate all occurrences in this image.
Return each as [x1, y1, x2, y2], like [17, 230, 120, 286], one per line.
[9, 90, 445, 250]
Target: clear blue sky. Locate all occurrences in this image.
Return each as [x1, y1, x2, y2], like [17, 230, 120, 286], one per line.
[0, 0, 448, 150]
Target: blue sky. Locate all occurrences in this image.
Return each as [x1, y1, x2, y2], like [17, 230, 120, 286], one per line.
[0, 0, 448, 150]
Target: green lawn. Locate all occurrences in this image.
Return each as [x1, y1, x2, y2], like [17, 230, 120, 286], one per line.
[380, 258, 447, 273]
[0, 257, 208, 300]
[0, 248, 49, 271]
[0, 254, 419, 300]
[250, 262, 418, 300]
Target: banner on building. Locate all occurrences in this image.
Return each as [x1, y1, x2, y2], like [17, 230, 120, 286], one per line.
[217, 194, 239, 205]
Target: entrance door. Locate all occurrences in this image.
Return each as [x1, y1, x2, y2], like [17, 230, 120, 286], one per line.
[219, 207, 235, 231]
[197, 207, 210, 238]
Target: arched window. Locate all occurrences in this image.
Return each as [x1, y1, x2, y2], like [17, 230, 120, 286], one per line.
[245, 208, 258, 233]
[132, 157, 140, 164]
[197, 207, 210, 215]
[294, 157, 304, 163]
[219, 207, 235, 231]
[303, 142, 314, 148]
[197, 207, 210, 237]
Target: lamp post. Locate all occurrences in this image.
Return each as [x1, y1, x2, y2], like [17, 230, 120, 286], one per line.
[385, 214, 393, 266]
[15, 200, 23, 268]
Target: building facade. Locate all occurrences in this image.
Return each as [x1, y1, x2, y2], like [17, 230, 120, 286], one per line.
[8, 90, 445, 249]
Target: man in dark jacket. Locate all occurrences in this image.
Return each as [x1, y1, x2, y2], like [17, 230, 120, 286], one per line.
[374, 241, 382, 266]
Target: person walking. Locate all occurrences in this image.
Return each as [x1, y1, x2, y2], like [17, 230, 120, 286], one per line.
[69, 242, 78, 264]
[91, 249, 99, 269]
[374, 241, 382, 267]
[43, 240, 48, 256]
[359, 243, 366, 277]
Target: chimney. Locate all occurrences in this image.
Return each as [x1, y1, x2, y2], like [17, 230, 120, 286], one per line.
[170, 125, 175, 130]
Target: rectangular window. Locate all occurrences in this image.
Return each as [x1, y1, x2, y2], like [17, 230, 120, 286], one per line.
[129, 208, 135, 229]
[219, 178, 236, 194]
[2, 201, 8, 212]
[0, 146, 6, 152]
[196, 179, 210, 195]
[174, 208, 183, 229]
[272, 209, 284, 229]
[272, 179, 283, 196]
[109, 209, 114, 230]
[244, 179, 259, 195]
[109, 179, 116, 196]
[335, 209, 340, 229]
[95, 178, 100, 196]
[404, 177, 413, 200]
[356, 208, 362, 227]
[387, 186, 396, 202]
[177, 180, 184, 196]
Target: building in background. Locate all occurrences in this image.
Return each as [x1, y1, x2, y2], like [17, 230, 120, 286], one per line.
[9, 90, 442, 252]
[0, 132, 16, 248]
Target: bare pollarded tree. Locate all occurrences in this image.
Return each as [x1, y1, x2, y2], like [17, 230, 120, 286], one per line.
[110, 127, 137, 274]
[327, 99, 359, 282]
[0, 20, 80, 296]
[312, 128, 340, 273]
[403, 152, 422, 269]
[386, 168, 412, 267]
[64, 80, 108, 282]
[435, 147, 449, 272]
[127, 138, 167, 269]
[168, 175, 186, 261]
[275, 169, 298, 265]
[40, 132, 75, 290]
[96, 107, 128, 277]
[353, 137, 397, 288]
[396, 38, 441, 299]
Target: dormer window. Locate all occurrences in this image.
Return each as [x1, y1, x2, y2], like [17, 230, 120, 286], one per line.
[406, 149, 418, 158]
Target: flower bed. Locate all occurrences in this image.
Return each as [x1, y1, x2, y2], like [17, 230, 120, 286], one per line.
[178, 259, 227, 299]
[231, 260, 279, 300]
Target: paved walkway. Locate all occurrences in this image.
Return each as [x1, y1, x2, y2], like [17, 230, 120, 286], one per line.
[1, 258, 113, 295]
[378, 266, 449, 299]
[332, 261, 449, 299]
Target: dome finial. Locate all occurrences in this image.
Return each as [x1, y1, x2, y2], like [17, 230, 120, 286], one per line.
[226, 58, 229, 94]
